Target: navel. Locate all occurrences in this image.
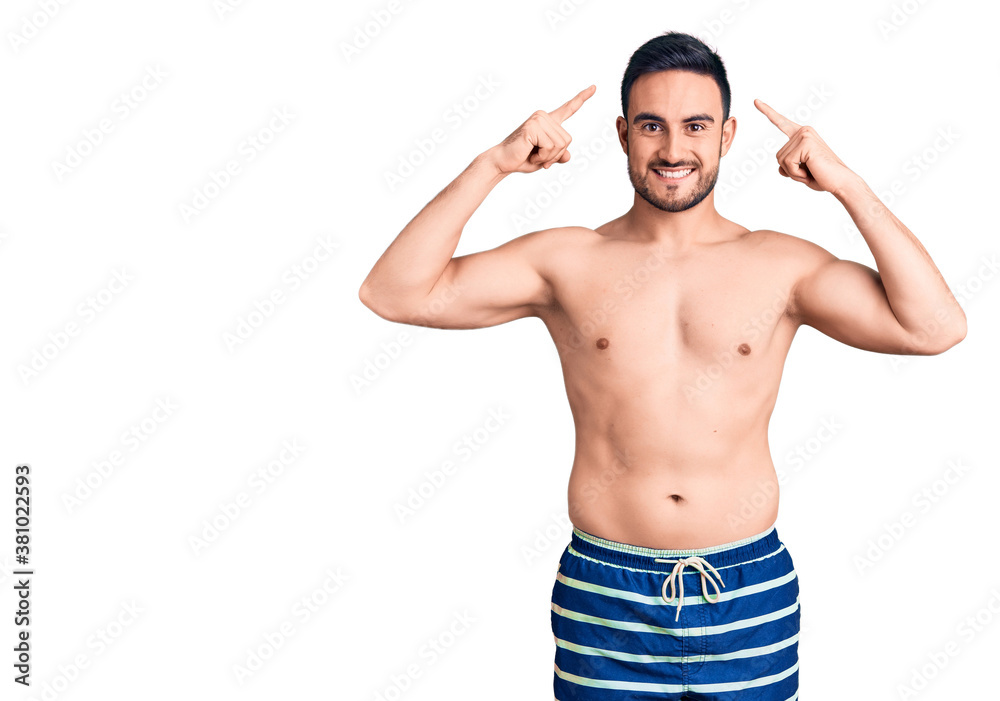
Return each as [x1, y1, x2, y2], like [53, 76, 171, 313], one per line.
[668, 494, 684, 503]
[738, 343, 751, 356]
[596, 337, 609, 350]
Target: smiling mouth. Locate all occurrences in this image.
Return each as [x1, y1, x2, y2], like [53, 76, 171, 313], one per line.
[652, 167, 695, 181]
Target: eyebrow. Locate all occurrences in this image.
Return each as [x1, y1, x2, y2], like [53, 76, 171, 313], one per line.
[632, 111, 715, 125]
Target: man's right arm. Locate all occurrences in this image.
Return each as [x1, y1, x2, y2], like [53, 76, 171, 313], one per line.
[358, 86, 596, 329]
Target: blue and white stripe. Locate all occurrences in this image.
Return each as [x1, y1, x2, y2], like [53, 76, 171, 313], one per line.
[551, 525, 800, 700]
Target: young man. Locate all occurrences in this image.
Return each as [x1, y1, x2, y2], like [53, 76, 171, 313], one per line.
[359, 31, 966, 701]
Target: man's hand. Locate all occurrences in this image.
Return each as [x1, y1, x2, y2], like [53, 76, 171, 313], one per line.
[488, 85, 596, 176]
[754, 98, 858, 196]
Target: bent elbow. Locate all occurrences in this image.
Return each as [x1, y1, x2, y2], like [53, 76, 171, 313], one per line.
[954, 316, 968, 344]
[358, 281, 374, 309]
[939, 329, 967, 354]
[922, 329, 967, 355]
[935, 317, 969, 354]
[358, 284, 385, 317]
[358, 283, 411, 324]
[359, 282, 388, 317]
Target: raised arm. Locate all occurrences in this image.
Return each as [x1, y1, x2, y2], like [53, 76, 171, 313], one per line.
[755, 99, 967, 355]
[359, 85, 596, 329]
[785, 237, 956, 355]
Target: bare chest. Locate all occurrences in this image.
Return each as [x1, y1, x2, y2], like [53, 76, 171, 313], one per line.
[540, 244, 795, 372]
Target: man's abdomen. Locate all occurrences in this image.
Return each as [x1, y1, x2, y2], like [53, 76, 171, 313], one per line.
[566, 432, 780, 550]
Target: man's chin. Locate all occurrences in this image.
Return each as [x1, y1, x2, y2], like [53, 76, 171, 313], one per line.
[641, 188, 716, 213]
[635, 184, 696, 213]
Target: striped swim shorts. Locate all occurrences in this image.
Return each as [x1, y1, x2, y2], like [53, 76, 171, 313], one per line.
[551, 524, 800, 700]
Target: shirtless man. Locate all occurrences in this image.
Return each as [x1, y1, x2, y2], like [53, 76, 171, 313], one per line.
[359, 32, 966, 701]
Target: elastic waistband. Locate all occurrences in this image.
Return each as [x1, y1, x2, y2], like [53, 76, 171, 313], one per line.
[570, 524, 781, 572]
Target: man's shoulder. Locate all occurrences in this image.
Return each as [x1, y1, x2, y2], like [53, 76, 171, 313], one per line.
[511, 225, 601, 253]
[744, 228, 836, 265]
[504, 226, 601, 281]
[521, 225, 600, 240]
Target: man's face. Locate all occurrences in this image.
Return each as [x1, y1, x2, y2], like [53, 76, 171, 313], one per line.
[617, 70, 736, 213]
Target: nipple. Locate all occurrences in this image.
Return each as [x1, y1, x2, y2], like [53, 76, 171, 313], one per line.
[596, 337, 609, 350]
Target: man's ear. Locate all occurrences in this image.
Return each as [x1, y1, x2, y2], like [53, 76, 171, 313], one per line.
[720, 116, 737, 158]
[616, 115, 628, 155]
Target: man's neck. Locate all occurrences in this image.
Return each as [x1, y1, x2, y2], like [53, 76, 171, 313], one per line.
[619, 195, 730, 251]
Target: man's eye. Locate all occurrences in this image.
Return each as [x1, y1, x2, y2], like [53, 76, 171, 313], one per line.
[643, 123, 661, 131]
[689, 124, 704, 131]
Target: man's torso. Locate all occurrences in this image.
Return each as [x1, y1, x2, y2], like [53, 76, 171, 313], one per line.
[532, 220, 807, 548]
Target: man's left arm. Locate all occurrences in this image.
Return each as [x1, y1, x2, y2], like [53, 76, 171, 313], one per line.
[756, 98, 967, 355]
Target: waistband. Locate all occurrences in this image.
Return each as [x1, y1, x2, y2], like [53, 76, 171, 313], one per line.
[570, 523, 781, 573]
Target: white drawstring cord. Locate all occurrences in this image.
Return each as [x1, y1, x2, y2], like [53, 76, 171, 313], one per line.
[653, 556, 725, 622]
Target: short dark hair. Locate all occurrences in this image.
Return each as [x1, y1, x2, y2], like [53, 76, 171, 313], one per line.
[621, 32, 731, 123]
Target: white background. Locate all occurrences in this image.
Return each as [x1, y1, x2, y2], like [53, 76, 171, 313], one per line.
[1, 0, 998, 699]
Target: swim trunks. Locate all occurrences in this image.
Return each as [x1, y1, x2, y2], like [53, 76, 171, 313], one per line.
[551, 524, 799, 700]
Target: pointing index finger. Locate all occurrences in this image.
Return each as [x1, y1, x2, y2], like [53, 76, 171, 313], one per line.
[549, 84, 596, 124]
[754, 98, 801, 137]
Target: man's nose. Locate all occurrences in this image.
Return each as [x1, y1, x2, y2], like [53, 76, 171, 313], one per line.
[657, 133, 688, 166]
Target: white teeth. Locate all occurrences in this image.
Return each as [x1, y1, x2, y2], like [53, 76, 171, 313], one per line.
[655, 168, 693, 179]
